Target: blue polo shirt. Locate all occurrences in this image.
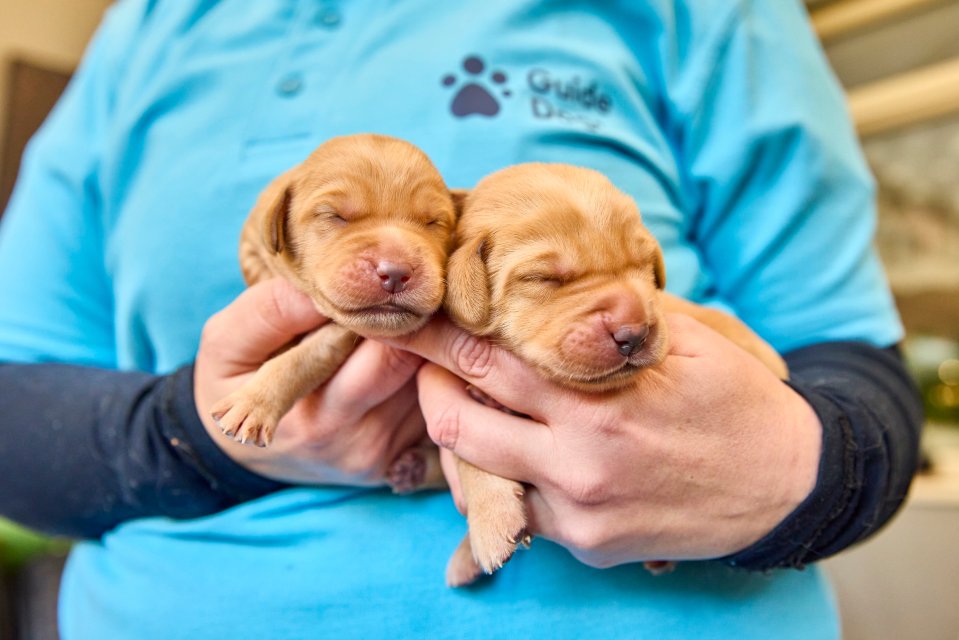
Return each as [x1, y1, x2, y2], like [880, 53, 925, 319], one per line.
[0, 0, 901, 638]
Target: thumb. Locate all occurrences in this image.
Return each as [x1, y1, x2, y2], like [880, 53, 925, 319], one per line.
[202, 278, 328, 370]
[416, 363, 549, 485]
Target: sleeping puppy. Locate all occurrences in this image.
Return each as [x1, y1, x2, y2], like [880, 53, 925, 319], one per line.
[211, 134, 457, 492]
[443, 162, 788, 586]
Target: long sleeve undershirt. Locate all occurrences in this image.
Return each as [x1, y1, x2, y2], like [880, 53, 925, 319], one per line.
[0, 340, 922, 570]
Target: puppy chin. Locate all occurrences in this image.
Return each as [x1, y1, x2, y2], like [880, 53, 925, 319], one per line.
[308, 281, 440, 337]
[333, 305, 431, 337]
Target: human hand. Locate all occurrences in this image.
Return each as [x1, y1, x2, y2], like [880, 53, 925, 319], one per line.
[391, 314, 822, 568]
[194, 278, 428, 486]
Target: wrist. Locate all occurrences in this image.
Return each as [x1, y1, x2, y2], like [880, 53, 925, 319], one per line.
[721, 383, 823, 557]
[174, 364, 288, 499]
[780, 386, 823, 517]
[723, 381, 843, 570]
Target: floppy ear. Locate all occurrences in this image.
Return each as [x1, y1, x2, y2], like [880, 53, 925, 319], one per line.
[254, 175, 294, 255]
[653, 246, 667, 290]
[449, 189, 469, 220]
[444, 233, 492, 332]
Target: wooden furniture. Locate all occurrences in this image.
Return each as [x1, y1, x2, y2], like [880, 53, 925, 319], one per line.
[0, 57, 70, 216]
[812, 0, 952, 42]
[0, 55, 70, 640]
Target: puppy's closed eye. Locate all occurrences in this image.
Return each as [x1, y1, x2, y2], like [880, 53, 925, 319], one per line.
[443, 161, 789, 589]
[518, 272, 566, 287]
[220, 133, 460, 458]
[314, 205, 349, 225]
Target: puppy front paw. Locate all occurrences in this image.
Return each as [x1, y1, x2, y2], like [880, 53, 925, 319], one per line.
[467, 481, 528, 575]
[210, 390, 280, 448]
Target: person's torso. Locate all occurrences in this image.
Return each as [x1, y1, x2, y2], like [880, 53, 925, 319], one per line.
[62, 3, 839, 638]
[99, 0, 715, 372]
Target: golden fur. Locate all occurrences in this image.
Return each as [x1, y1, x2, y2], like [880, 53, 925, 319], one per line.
[443, 162, 788, 585]
[212, 134, 459, 475]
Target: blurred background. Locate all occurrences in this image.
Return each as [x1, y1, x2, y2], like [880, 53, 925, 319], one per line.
[0, 1, 957, 638]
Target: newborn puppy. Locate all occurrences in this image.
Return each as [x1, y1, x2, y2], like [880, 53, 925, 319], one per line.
[212, 134, 458, 491]
[443, 162, 788, 586]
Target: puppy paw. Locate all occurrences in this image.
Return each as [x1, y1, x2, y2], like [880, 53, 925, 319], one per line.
[210, 391, 280, 448]
[446, 534, 484, 588]
[387, 446, 447, 494]
[643, 560, 677, 575]
[386, 449, 427, 494]
[467, 482, 528, 575]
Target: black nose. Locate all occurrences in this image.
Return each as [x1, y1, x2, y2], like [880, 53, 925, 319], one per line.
[613, 324, 650, 357]
[376, 261, 412, 293]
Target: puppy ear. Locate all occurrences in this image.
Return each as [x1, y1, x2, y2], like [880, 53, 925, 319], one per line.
[449, 189, 469, 219]
[255, 175, 294, 255]
[653, 246, 667, 290]
[444, 233, 491, 331]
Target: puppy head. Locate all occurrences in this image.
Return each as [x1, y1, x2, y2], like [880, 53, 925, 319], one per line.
[446, 163, 667, 391]
[253, 134, 459, 337]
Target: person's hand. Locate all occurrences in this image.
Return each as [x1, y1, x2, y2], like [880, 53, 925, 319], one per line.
[194, 278, 428, 485]
[390, 314, 822, 567]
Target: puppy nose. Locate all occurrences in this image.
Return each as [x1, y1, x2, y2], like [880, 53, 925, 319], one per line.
[613, 324, 650, 357]
[376, 261, 412, 293]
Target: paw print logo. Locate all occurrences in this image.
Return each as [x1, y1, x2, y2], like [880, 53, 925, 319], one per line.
[442, 56, 511, 118]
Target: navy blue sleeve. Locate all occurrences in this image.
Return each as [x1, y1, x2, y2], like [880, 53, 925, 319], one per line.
[724, 341, 924, 570]
[0, 362, 286, 539]
[1, 340, 923, 558]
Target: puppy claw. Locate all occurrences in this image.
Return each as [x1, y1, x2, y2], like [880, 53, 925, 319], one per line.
[517, 533, 533, 549]
[210, 391, 279, 448]
[467, 483, 527, 576]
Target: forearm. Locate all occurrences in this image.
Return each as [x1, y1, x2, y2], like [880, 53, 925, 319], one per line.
[724, 341, 924, 570]
[0, 362, 285, 539]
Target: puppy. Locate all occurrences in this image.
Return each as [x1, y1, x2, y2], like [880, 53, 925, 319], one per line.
[211, 134, 458, 492]
[443, 162, 788, 586]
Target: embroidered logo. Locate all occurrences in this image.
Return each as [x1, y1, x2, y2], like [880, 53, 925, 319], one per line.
[442, 55, 615, 132]
[527, 68, 612, 132]
[442, 55, 512, 118]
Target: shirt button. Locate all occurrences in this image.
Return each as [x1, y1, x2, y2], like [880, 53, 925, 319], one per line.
[317, 9, 341, 28]
[276, 74, 304, 97]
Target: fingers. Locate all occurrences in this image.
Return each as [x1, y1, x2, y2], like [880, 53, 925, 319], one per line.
[202, 278, 328, 369]
[292, 376, 426, 485]
[416, 363, 549, 484]
[386, 315, 560, 419]
[321, 338, 424, 418]
[438, 449, 465, 513]
[379, 397, 431, 476]
[522, 485, 557, 542]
